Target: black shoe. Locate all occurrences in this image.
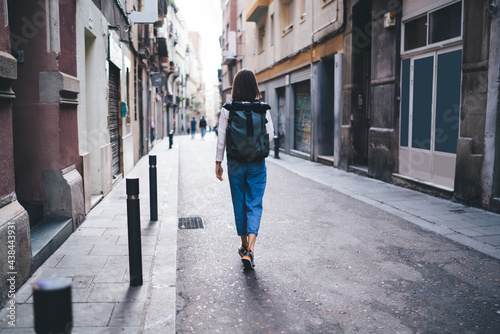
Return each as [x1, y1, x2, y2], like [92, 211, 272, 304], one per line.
[242, 249, 255, 270]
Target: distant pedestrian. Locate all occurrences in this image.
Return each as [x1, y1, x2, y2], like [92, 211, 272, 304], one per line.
[151, 120, 155, 142]
[190, 117, 196, 139]
[199, 116, 207, 139]
[215, 68, 274, 270]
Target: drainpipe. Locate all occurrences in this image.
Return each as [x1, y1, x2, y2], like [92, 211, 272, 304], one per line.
[311, 0, 340, 57]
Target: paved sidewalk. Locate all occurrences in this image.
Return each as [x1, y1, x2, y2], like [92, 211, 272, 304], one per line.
[268, 152, 500, 260]
[0, 138, 179, 333]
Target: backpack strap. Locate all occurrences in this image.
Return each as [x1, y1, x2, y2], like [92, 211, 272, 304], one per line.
[244, 111, 254, 137]
[261, 112, 265, 135]
[227, 109, 234, 129]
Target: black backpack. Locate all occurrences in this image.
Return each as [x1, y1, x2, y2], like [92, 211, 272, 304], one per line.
[223, 101, 271, 162]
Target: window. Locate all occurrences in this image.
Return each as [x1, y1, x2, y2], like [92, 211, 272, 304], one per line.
[403, 1, 462, 52]
[300, 0, 306, 21]
[270, 15, 275, 46]
[134, 59, 137, 121]
[281, 0, 294, 34]
[404, 16, 426, 51]
[126, 68, 130, 124]
[237, 14, 243, 38]
[429, 2, 462, 44]
[258, 24, 265, 53]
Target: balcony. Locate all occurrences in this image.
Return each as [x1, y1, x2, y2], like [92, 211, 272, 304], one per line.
[246, 0, 271, 22]
[222, 31, 237, 65]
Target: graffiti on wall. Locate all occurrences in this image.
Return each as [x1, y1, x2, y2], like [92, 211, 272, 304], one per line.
[294, 94, 311, 154]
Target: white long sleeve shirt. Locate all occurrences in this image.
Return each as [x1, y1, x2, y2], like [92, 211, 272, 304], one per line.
[215, 107, 275, 162]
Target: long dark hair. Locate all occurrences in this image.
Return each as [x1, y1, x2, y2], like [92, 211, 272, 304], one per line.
[231, 68, 262, 102]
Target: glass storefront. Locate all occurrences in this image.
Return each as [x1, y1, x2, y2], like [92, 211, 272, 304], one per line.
[400, 1, 463, 188]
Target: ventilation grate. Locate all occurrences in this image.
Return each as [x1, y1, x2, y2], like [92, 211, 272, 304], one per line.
[178, 217, 205, 229]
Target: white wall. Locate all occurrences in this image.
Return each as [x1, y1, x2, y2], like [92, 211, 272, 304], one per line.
[76, 0, 113, 196]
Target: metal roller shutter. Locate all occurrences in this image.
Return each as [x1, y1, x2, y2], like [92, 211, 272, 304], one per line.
[290, 67, 310, 84]
[109, 63, 121, 177]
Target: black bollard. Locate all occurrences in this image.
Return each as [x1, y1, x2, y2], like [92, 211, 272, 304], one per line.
[168, 130, 174, 149]
[273, 135, 280, 159]
[33, 277, 72, 334]
[126, 178, 143, 287]
[149, 155, 158, 221]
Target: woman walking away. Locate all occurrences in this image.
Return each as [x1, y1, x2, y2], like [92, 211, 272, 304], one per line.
[215, 68, 274, 270]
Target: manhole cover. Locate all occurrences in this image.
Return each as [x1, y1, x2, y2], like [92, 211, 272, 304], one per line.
[178, 217, 205, 229]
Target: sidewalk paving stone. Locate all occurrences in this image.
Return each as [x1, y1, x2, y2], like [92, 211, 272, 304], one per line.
[116, 235, 157, 245]
[72, 303, 115, 327]
[55, 255, 109, 268]
[108, 301, 145, 327]
[87, 283, 149, 303]
[76, 235, 120, 245]
[74, 227, 107, 236]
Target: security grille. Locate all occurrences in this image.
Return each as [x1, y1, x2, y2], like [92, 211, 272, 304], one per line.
[178, 217, 205, 229]
[109, 63, 121, 177]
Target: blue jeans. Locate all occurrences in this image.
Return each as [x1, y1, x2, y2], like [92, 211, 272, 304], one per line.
[227, 158, 267, 236]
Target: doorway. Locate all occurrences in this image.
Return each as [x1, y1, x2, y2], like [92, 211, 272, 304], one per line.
[277, 87, 287, 151]
[293, 81, 312, 155]
[316, 57, 335, 162]
[399, 48, 462, 188]
[138, 65, 145, 157]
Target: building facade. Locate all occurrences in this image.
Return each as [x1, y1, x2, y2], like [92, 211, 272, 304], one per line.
[0, 0, 32, 307]
[185, 31, 205, 130]
[221, 0, 500, 212]
[342, 0, 500, 212]
[221, 0, 344, 161]
[0, 0, 200, 308]
[8, 0, 84, 270]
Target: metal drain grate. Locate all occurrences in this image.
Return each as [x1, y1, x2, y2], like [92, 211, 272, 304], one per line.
[178, 217, 205, 229]
[450, 209, 468, 214]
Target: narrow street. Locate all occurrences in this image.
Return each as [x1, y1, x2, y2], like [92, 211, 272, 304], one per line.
[176, 133, 500, 333]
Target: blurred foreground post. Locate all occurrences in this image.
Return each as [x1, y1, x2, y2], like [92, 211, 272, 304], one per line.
[126, 178, 143, 287]
[33, 277, 72, 334]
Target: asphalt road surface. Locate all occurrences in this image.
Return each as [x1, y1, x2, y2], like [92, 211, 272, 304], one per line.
[175, 134, 500, 333]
